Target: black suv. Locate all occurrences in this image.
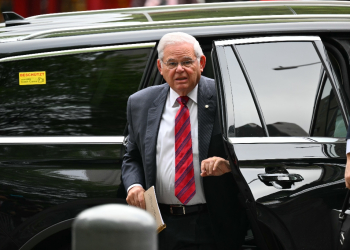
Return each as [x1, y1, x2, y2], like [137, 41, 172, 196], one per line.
[1, 2, 350, 250]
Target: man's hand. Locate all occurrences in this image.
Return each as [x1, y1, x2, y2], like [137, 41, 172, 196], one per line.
[126, 186, 146, 209]
[201, 157, 231, 177]
[345, 153, 350, 189]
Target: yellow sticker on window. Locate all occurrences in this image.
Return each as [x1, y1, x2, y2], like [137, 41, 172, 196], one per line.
[19, 72, 46, 85]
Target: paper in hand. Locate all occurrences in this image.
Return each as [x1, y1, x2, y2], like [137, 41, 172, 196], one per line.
[144, 186, 166, 233]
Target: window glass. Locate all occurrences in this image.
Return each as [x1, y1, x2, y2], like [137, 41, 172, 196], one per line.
[312, 77, 347, 137]
[328, 52, 343, 86]
[203, 50, 214, 79]
[0, 48, 152, 136]
[223, 46, 264, 137]
[236, 41, 345, 137]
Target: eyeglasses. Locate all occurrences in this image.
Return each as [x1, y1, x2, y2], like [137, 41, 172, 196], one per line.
[162, 59, 196, 69]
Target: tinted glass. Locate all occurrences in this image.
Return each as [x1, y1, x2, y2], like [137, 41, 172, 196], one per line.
[328, 52, 343, 86]
[224, 46, 264, 137]
[237, 42, 325, 136]
[0, 48, 152, 136]
[312, 77, 347, 137]
[203, 50, 214, 79]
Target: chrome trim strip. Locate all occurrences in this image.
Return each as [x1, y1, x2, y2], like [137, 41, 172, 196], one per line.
[0, 43, 156, 62]
[229, 137, 346, 144]
[215, 36, 321, 46]
[0, 136, 124, 144]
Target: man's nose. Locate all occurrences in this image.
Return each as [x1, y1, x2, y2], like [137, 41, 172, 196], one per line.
[175, 63, 185, 72]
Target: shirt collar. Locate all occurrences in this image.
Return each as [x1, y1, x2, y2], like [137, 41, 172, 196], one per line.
[170, 84, 198, 107]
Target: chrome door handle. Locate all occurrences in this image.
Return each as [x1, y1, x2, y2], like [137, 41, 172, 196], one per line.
[258, 173, 304, 189]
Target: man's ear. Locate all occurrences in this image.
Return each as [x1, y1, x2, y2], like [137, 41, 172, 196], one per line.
[157, 59, 163, 75]
[199, 55, 206, 72]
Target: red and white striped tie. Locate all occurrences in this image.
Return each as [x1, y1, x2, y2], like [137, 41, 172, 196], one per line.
[175, 96, 196, 205]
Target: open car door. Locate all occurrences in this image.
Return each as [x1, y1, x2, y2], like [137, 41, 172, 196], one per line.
[211, 36, 349, 250]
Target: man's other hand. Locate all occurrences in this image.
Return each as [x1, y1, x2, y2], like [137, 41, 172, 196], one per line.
[126, 186, 146, 209]
[345, 153, 350, 189]
[201, 157, 231, 177]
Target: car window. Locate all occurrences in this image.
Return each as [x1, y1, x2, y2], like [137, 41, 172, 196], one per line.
[0, 47, 152, 136]
[203, 50, 215, 79]
[234, 41, 346, 137]
[223, 46, 265, 137]
[312, 77, 347, 137]
[328, 52, 344, 86]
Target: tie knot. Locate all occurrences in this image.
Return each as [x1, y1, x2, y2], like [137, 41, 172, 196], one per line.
[177, 96, 189, 106]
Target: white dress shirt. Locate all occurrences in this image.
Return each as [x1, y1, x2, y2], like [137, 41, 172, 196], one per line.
[155, 84, 206, 205]
[127, 84, 206, 205]
[347, 139, 350, 154]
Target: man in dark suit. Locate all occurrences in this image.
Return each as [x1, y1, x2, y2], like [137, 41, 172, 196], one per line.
[122, 32, 245, 250]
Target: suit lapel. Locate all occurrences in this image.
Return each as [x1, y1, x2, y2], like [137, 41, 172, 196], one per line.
[144, 84, 169, 188]
[143, 79, 215, 187]
[198, 77, 216, 163]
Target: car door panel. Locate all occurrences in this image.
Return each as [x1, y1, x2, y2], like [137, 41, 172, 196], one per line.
[0, 43, 154, 250]
[212, 36, 348, 250]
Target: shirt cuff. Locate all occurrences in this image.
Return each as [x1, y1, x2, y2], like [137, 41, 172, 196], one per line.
[347, 139, 350, 154]
[127, 183, 143, 193]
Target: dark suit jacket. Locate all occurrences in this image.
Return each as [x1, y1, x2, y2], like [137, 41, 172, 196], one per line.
[122, 76, 245, 249]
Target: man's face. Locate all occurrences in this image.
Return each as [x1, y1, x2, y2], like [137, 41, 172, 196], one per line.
[157, 42, 206, 96]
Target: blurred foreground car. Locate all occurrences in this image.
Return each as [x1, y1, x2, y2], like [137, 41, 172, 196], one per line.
[0, 1, 350, 249]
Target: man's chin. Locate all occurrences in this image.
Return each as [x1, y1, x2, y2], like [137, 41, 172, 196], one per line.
[175, 83, 189, 90]
[173, 84, 197, 96]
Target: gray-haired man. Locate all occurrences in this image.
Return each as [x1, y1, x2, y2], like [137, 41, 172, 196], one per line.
[122, 32, 245, 250]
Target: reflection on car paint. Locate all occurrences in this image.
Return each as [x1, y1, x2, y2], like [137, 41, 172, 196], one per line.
[43, 169, 121, 185]
[242, 167, 323, 200]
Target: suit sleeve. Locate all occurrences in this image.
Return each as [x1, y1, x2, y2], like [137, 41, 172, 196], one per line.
[121, 96, 146, 192]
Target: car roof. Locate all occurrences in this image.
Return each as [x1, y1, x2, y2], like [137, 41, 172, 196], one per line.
[1, 1, 350, 42]
[1, 1, 350, 59]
